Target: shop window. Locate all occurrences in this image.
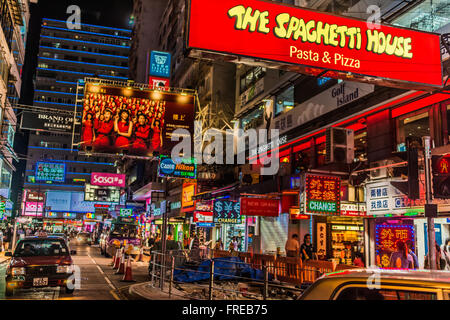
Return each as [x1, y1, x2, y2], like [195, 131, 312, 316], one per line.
[396, 110, 430, 147]
[275, 85, 295, 116]
[354, 130, 367, 162]
[240, 104, 265, 130]
[335, 287, 437, 300]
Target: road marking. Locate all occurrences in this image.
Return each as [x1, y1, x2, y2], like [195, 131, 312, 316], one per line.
[109, 289, 120, 300]
[87, 253, 117, 292]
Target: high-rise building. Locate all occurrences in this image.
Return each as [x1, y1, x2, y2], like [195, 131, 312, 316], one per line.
[23, 18, 131, 194]
[0, 0, 31, 217]
[129, 0, 166, 83]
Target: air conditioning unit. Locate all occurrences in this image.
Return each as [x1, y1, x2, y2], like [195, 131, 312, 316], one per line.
[325, 127, 354, 164]
[370, 160, 394, 180]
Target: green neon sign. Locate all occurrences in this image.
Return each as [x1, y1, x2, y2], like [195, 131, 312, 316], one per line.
[308, 200, 337, 213]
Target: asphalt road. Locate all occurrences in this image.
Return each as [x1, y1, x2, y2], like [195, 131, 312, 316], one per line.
[0, 243, 150, 300]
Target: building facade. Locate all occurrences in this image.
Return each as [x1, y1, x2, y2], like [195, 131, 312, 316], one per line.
[0, 0, 31, 219]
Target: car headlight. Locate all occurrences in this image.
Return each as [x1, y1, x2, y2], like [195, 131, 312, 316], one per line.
[12, 267, 26, 276]
[56, 265, 73, 274]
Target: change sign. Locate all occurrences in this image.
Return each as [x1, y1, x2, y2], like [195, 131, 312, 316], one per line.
[305, 174, 340, 215]
[213, 200, 241, 224]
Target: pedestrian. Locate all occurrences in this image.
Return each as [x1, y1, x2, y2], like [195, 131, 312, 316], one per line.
[0, 229, 3, 253]
[189, 232, 201, 261]
[442, 238, 450, 271]
[406, 240, 419, 269]
[300, 234, 317, 261]
[425, 243, 447, 270]
[214, 238, 223, 251]
[285, 234, 300, 257]
[3, 227, 11, 252]
[352, 252, 364, 267]
[390, 241, 414, 269]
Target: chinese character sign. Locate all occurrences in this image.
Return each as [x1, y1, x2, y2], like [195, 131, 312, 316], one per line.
[35, 162, 66, 182]
[317, 223, 327, 257]
[150, 51, 171, 78]
[213, 200, 241, 224]
[305, 174, 340, 215]
[375, 224, 414, 269]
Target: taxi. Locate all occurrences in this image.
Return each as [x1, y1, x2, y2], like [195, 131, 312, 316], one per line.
[299, 269, 450, 300]
[4, 233, 77, 296]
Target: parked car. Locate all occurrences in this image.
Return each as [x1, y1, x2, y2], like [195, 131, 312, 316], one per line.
[299, 269, 450, 300]
[4, 235, 77, 296]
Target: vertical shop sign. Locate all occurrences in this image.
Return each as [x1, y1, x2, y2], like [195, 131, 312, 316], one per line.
[317, 223, 327, 257]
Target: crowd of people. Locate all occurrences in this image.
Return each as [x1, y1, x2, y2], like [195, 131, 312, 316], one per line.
[81, 93, 166, 154]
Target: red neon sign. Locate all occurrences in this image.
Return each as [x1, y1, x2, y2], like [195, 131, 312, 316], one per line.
[305, 174, 341, 215]
[187, 0, 442, 89]
[375, 224, 414, 269]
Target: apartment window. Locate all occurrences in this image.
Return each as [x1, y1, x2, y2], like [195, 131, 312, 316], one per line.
[275, 86, 295, 116]
[239, 67, 266, 94]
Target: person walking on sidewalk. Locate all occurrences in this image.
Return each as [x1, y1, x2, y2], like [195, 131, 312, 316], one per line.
[406, 240, 419, 269]
[390, 241, 414, 269]
[0, 229, 3, 253]
[285, 234, 300, 277]
[189, 232, 201, 262]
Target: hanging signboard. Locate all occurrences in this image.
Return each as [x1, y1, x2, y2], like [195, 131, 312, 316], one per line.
[182, 183, 197, 209]
[213, 199, 241, 223]
[186, 0, 443, 89]
[20, 112, 78, 134]
[305, 174, 340, 215]
[240, 197, 279, 217]
[289, 207, 310, 220]
[158, 155, 197, 179]
[150, 51, 171, 78]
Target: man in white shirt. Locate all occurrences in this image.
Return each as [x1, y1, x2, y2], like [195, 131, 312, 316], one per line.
[285, 234, 300, 257]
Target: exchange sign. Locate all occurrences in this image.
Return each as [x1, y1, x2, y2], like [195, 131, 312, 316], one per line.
[305, 174, 340, 215]
[375, 224, 414, 269]
[35, 162, 66, 183]
[81, 82, 195, 156]
[187, 0, 442, 89]
[213, 200, 241, 224]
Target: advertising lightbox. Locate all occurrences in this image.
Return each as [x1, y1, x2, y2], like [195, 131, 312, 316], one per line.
[305, 174, 341, 215]
[91, 172, 126, 188]
[186, 0, 443, 89]
[81, 83, 195, 156]
[35, 162, 66, 182]
[150, 51, 171, 78]
[84, 184, 120, 203]
[158, 155, 197, 179]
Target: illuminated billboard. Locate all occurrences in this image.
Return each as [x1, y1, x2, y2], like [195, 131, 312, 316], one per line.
[80, 83, 195, 156]
[91, 172, 126, 188]
[305, 174, 341, 215]
[84, 184, 120, 203]
[186, 0, 443, 89]
[158, 155, 197, 179]
[35, 162, 66, 182]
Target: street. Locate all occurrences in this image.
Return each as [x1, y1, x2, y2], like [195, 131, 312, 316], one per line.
[0, 244, 149, 300]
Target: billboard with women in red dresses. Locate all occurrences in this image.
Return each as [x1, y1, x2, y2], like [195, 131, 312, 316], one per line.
[80, 83, 195, 156]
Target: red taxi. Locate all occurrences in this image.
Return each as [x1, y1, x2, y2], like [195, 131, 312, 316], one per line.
[4, 234, 77, 296]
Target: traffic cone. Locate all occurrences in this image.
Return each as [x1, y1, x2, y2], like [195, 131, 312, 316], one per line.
[113, 248, 122, 269]
[121, 255, 135, 282]
[116, 251, 125, 274]
[110, 249, 118, 266]
[136, 246, 144, 262]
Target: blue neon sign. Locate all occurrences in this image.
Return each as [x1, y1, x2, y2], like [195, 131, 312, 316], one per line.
[150, 51, 171, 78]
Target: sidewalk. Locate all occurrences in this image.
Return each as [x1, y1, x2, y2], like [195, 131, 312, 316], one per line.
[128, 281, 189, 300]
[0, 252, 10, 265]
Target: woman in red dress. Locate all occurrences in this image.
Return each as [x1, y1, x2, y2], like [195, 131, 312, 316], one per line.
[93, 108, 114, 151]
[132, 113, 151, 154]
[81, 112, 94, 148]
[151, 118, 163, 151]
[114, 109, 133, 151]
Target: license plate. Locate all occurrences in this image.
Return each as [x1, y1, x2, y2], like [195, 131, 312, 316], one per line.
[33, 277, 48, 287]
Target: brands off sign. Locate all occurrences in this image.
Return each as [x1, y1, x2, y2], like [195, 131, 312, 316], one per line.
[91, 173, 126, 188]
